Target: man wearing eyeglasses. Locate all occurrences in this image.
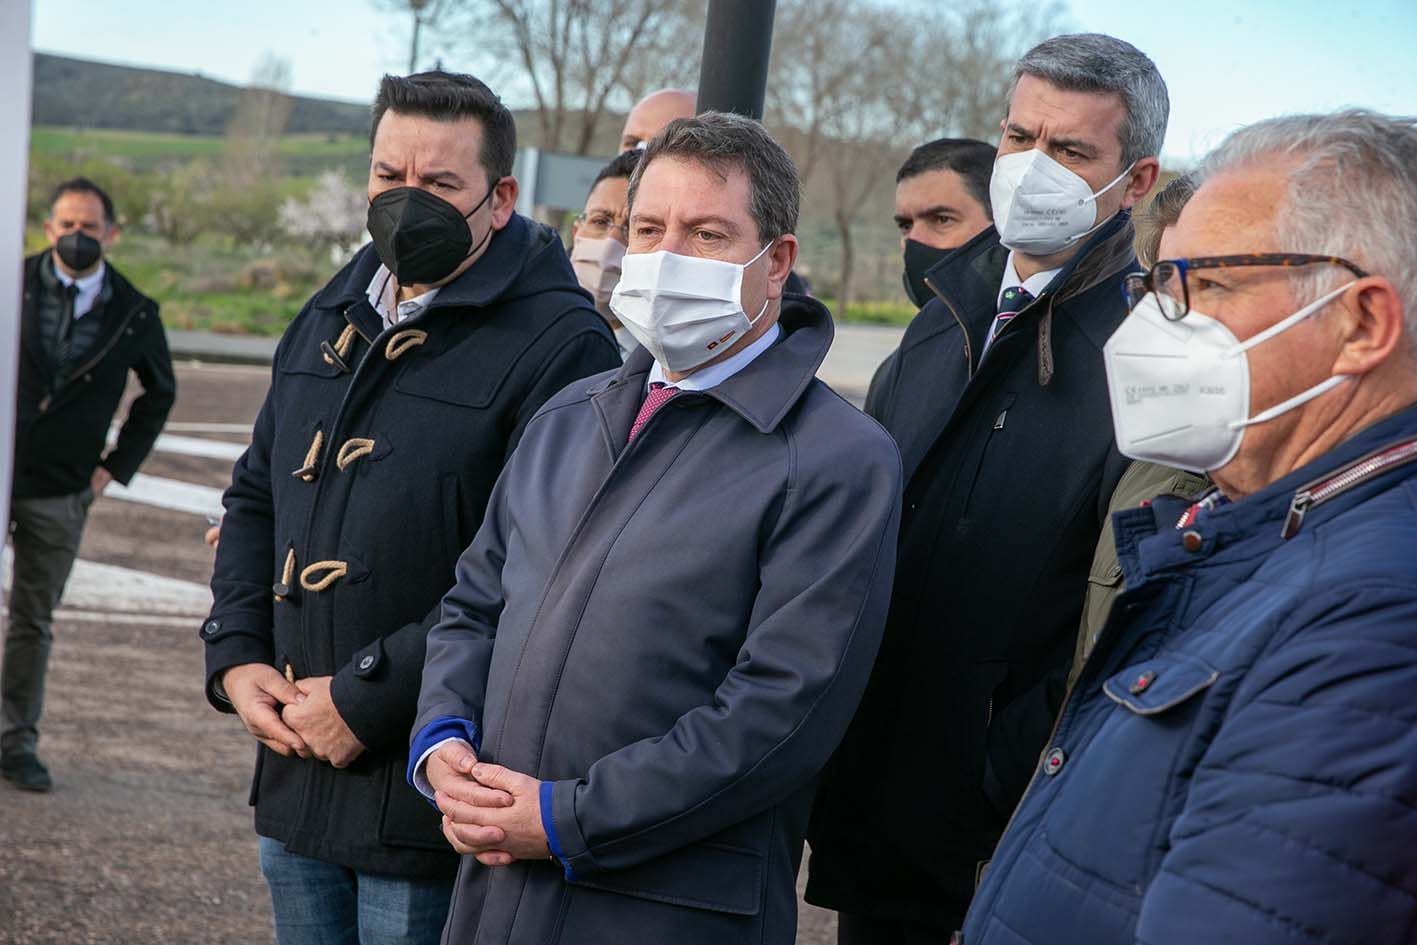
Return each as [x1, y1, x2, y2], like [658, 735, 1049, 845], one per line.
[808, 33, 1167, 942]
[570, 150, 641, 354]
[961, 108, 1417, 945]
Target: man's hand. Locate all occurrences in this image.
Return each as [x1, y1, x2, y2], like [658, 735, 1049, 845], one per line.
[222, 663, 310, 758]
[204, 525, 220, 549]
[284, 676, 365, 768]
[90, 467, 113, 498]
[437, 763, 548, 866]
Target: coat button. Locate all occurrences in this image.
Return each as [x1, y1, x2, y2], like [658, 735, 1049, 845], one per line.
[359, 655, 375, 671]
[272, 581, 291, 598]
[1181, 530, 1203, 553]
[1129, 669, 1157, 695]
[1042, 747, 1067, 776]
[202, 619, 221, 637]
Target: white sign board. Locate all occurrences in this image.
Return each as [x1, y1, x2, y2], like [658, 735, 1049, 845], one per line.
[0, 2, 33, 533]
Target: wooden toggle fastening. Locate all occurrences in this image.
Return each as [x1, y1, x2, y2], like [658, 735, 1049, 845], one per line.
[336, 437, 376, 471]
[385, 328, 428, 361]
[321, 323, 358, 373]
[273, 546, 296, 601]
[299, 560, 348, 592]
[291, 429, 324, 482]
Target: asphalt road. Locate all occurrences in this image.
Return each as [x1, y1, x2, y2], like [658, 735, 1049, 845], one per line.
[0, 334, 905, 943]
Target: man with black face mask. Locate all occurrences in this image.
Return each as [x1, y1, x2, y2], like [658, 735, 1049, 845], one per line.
[201, 71, 618, 945]
[4, 178, 174, 794]
[894, 138, 996, 308]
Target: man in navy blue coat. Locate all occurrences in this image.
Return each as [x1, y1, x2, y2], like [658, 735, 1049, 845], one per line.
[963, 109, 1417, 944]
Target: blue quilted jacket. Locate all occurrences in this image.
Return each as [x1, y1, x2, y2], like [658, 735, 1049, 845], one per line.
[961, 403, 1417, 945]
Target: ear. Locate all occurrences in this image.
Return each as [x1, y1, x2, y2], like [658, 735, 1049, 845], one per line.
[42, 219, 56, 245]
[491, 177, 519, 230]
[765, 235, 799, 301]
[1331, 277, 1408, 377]
[1119, 157, 1161, 211]
[570, 218, 580, 240]
[104, 224, 121, 249]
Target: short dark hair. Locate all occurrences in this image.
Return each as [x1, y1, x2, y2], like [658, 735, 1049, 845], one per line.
[896, 137, 996, 216]
[1137, 173, 1196, 266]
[629, 111, 799, 242]
[370, 71, 517, 185]
[50, 177, 115, 227]
[592, 149, 642, 192]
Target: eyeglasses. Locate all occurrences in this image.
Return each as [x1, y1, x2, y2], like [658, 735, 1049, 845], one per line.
[1123, 254, 1370, 321]
[575, 213, 628, 240]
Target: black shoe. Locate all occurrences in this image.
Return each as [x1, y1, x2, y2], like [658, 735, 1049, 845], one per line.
[1, 753, 52, 792]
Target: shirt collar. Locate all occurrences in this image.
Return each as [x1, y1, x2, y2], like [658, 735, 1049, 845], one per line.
[53, 259, 106, 292]
[647, 321, 782, 393]
[997, 251, 1061, 308]
[366, 263, 441, 329]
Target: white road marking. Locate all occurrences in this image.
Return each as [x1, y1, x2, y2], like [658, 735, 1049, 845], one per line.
[2, 547, 212, 617]
[108, 429, 247, 462]
[105, 473, 225, 518]
[160, 422, 253, 436]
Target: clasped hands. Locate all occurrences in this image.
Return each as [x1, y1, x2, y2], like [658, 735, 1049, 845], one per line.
[221, 663, 365, 768]
[424, 740, 549, 866]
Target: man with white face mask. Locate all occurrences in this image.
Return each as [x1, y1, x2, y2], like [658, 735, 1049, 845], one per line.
[963, 108, 1417, 945]
[809, 33, 1166, 942]
[408, 111, 901, 945]
[570, 149, 640, 354]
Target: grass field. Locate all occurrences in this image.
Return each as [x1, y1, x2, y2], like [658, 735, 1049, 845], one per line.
[32, 126, 369, 177]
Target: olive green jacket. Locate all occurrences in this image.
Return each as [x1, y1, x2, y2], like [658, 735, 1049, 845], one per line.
[1070, 462, 1210, 685]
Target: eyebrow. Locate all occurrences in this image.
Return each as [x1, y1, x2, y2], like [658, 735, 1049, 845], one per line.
[680, 214, 741, 235]
[419, 168, 465, 185]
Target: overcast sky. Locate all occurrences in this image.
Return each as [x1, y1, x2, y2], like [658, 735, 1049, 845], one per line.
[30, 0, 1417, 164]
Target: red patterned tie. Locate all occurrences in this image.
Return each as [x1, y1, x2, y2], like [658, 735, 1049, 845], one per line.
[627, 382, 680, 444]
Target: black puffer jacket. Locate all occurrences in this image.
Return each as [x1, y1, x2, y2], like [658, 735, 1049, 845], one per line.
[807, 215, 1137, 930]
[201, 214, 621, 878]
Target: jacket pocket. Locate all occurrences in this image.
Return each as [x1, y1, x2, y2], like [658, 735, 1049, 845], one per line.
[1102, 653, 1219, 715]
[559, 842, 761, 945]
[377, 759, 450, 852]
[957, 393, 1017, 522]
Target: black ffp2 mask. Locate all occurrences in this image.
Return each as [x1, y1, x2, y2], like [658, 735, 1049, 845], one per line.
[56, 232, 103, 273]
[901, 238, 953, 308]
[366, 185, 495, 286]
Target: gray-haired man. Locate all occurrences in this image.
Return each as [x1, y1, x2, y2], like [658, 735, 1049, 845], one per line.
[808, 33, 1167, 942]
[407, 111, 901, 945]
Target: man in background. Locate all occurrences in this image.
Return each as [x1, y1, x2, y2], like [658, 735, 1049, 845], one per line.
[618, 87, 696, 152]
[894, 137, 995, 308]
[5, 178, 174, 792]
[570, 149, 641, 354]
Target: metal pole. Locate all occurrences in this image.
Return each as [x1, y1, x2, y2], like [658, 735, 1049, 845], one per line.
[0, 1, 33, 539]
[695, 0, 778, 120]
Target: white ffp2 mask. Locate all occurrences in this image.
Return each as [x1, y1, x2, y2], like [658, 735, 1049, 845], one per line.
[1103, 282, 1356, 472]
[609, 242, 773, 373]
[990, 149, 1132, 255]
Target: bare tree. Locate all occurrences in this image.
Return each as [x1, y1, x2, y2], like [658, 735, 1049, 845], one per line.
[437, 0, 705, 155]
[225, 53, 294, 182]
[374, 0, 451, 73]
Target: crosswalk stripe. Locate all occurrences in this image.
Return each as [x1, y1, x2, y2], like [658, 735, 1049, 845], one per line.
[105, 473, 225, 518]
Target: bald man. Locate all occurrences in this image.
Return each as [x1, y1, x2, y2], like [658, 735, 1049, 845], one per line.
[619, 88, 696, 152]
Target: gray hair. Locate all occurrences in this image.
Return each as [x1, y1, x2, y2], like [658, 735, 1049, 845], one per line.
[628, 111, 800, 242]
[1010, 33, 1169, 168]
[1196, 110, 1417, 342]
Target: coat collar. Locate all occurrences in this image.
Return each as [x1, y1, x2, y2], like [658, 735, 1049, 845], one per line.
[312, 212, 544, 314]
[586, 295, 835, 436]
[1115, 402, 1417, 588]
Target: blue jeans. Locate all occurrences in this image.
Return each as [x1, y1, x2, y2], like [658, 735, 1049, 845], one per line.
[258, 836, 453, 945]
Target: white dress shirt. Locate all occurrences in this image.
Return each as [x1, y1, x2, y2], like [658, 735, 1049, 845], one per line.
[54, 260, 107, 320]
[981, 251, 1062, 357]
[366, 264, 441, 330]
[646, 321, 782, 393]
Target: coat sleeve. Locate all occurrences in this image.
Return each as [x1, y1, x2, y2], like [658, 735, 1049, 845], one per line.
[1135, 586, 1417, 945]
[505, 320, 620, 458]
[545, 433, 903, 878]
[102, 306, 176, 485]
[201, 335, 284, 711]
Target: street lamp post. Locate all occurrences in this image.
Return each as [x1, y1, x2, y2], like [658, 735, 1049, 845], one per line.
[695, 0, 778, 120]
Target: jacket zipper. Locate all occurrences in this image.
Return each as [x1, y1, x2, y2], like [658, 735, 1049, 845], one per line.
[37, 299, 146, 415]
[925, 274, 974, 380]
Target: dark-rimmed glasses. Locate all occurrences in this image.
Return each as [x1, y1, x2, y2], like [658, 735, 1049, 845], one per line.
[1123, 254, 1369, 321]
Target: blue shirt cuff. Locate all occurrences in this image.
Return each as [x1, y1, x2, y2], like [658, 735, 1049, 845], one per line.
[540, 780, 575, 881]
[407, 716, 482, 801]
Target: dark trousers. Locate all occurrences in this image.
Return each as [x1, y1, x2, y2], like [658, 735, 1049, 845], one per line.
[2, 490, 92, 756]
[838, 912, 957, 945]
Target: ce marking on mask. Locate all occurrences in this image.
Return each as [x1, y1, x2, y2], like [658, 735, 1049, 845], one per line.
[1124, 382, 1228, 406]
